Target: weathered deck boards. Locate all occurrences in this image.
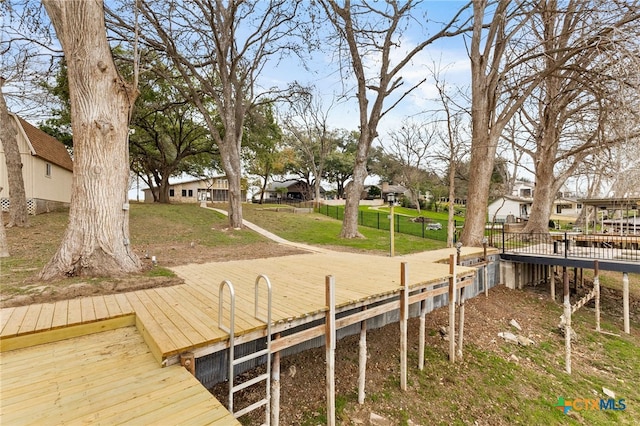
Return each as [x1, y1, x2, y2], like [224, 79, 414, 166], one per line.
[0, 248, 485, 363]
[0, 327, 238, 425]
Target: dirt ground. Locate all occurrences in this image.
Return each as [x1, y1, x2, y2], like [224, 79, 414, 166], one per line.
[0, 240, 304, 308]
[211, 279, 639, 426]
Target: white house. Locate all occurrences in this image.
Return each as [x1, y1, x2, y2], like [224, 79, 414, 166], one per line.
[552, 197, 583, 217]
[142, 176, 245, 203]
[511, 180, 535, 198]
[0, 113, 73, 214]
[488, 179, 583, 223]
[488, 196, 532, 223]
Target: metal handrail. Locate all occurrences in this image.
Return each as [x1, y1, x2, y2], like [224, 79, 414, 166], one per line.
[218, 276, 273, 424]
[218, 280, 236, 413]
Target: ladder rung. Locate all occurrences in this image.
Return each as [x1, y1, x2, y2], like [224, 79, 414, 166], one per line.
[233, 398, 268, 418]
[232, 373, 269, 393]
[232, 348, 270, 366]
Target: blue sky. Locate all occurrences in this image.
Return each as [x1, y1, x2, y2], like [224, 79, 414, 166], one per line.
[259, 1, 475, 137]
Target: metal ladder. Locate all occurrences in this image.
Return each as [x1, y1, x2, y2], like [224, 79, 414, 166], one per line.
[218, 274, 272, 424]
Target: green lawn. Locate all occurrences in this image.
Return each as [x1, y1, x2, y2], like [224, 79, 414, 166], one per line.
[242, 204, 447, 254]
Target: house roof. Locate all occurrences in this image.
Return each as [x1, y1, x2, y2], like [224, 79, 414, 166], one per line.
[489, 195, 532, 205]
[267, 180, 302, 190]
[382, 184, 408, 194]
[14, 115, 73, 172]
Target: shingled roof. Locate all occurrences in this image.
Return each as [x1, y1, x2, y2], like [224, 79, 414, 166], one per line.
[14, 115, 73, 172]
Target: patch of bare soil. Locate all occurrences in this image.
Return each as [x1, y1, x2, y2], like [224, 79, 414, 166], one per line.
[1, 242, 304, 308]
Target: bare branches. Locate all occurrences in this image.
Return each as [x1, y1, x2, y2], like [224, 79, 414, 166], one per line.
[318, 0, 475, 238]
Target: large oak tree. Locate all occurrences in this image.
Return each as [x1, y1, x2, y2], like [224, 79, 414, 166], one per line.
[108, 0, 303, 228]
[40, 0, 141, 279]
[518, 0, 640, 234]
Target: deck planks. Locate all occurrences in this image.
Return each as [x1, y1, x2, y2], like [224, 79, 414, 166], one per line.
[0, 327, 238, 425]
[51, 299, 69, 329]
[1, 248, 484, 362]
[0, 247, 489, 425]
[34, 302, 55, 332]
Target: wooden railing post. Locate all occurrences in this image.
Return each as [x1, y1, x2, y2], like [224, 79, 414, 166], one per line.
[400, 262, 408, 391]
[358, 307, 367, 404]
[271, 334, 281, 426]
[594, 261, 600, 333]
[448, 254, 456, 363]
[325, 275, 336, 426]
[623, 272, 630, 334]
[563, 267, 571, 374]
[418, 291, 426, 370]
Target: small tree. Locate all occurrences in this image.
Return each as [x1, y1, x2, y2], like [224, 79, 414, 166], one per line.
[282, 94, 339, 208]
[383, 120, 435, 214]
[244, 103, 285, 204]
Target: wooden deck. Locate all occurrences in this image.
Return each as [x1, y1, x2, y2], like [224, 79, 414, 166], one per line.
[1, 249, 481, 365]
[0, 247, 489, 425]
[0, 326, 239, 425]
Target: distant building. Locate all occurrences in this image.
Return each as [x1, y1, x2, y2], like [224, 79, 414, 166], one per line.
[0, 113, 73, 214]
[488, 196, 532, 223]
[252, 180, 324, 203]
[488, 181, 583, 223]
[348, 182, 411, 201]
[142, 176, 245, 203]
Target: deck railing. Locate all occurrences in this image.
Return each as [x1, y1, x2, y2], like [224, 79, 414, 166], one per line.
[488, 230, 640, 262]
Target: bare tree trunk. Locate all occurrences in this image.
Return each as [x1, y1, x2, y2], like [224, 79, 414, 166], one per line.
[340, 143, 370, 239]
[462, 130, 500, 245]
[0, 187, 8, 258]
[461, 0, 521, 247]
[220, 136, 244, 228]
[157, 174, 171, 204]
[523, 181, 556, 234]
[314, 181, 322, 208]
[40, 0, 141, 279]
[0, 87, 29, 228]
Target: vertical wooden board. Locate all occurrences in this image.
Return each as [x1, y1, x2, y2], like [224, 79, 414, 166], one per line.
[92, 296, 110, 320]
[67, 299, 82, 324]
[17, 304, 42, 335]
[34, 303, 56, 332]
[0, 307, 16, 335]
[80, 297, 96, 323]
[51, 299, 69, 329]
